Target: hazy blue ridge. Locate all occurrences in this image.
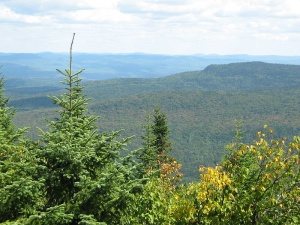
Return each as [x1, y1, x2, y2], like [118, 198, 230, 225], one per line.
[1, 53, 300, 83]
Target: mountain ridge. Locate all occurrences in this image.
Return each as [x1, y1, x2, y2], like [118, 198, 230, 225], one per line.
[1, 52, 300, 81]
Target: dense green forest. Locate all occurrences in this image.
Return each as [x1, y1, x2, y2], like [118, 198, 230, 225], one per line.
[5, 61, 300, 181]
[1, 42, 299, 224]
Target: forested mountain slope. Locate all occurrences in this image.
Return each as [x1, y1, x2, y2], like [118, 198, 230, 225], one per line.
[7, 61, 300, 181]
[57, 61, 300, 102]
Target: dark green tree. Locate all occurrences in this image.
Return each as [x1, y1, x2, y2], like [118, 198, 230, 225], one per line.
[138, 111, 158, 175]
[29, 34, 142, 224]
[140, 107, 172, 169]
[0, 75, 25, 143]
[139, 107, 182, 184]
[0, 73, 42, 223]
[131, 108, 182, 224]
[152, 106, 172, 158]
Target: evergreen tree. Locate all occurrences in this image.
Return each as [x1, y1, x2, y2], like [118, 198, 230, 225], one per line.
[0, 72, 42, 223]
[152, 106, 172, 158]
[138, 111, 158, 175]
[140, 107, 172, 170]
[30, 34, 142, 224]
[132, 108, 182, 223]
[139, 107, 182, 184]
[0, 75, 25, 143]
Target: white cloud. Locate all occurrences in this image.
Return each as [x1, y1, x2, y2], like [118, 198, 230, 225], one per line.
[1, 0, 92, 14]
[0, 0, 300, 55]
[0, 6, 53, 24]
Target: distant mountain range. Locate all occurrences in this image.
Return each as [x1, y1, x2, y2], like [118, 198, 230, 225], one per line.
[1, 52, 300, 82]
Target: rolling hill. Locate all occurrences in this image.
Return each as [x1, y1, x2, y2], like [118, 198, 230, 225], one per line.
[5, 61, 300, 182]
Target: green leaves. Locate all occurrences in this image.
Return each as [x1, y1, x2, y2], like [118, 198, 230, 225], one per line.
[154, 127, 300, 225]
[221, 127, 300, 224]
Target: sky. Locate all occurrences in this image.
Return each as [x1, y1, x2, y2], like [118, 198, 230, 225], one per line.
[1, 0, 300, 55]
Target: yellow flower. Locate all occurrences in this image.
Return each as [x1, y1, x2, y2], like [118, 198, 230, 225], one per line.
[174, 195, 179, 200]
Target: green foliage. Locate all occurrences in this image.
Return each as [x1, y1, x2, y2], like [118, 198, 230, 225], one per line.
[129, 176, 178, 225]
[0, 76, 26, 142]
[152, 107, 172, 156]
[138, 110, 158, 175]
[29, 35, 142, 224]
[0, 74, 42, 223]
[222, 126, 300, 224]
[0, 143, 43, 223]
[173, 127, 300, 225]
[138, 107, 182, 185]
[139, 107, 172, 172]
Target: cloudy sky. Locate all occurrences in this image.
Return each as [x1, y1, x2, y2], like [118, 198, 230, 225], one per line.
[1, 0, 300, 55]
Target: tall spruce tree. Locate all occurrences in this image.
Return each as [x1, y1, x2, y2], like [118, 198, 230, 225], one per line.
[152, 107, 172, 161]
[132, 108, 182, 224]
[138, 111, 158, 175]
[30, 34, 141, 225]
[139, 107, 172, 171]
[139, 107, 182, 183]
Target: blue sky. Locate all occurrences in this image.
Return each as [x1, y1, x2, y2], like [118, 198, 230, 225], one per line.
[1, 0, 300, 55]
